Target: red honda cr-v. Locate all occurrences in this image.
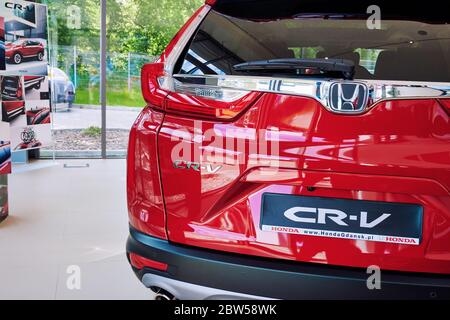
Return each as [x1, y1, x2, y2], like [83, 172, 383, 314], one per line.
[127, 0, 450, 300]
[5, 39, 45, 65]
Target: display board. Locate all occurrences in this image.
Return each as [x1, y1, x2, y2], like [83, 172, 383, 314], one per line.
[0, 0, 51, 177]
[0, 175, 7, 222]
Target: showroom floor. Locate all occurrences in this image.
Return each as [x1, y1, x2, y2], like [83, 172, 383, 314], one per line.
[0, 160, 153, 300]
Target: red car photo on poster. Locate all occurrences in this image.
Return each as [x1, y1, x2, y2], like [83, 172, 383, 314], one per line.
[1, 76, 23, 101]
[0, 141, 11, 175]
[0, 17, 5, 71]
[2, 101, 25, 123]
[26, 107, 50, 125]
[24, 76, 46, 91]
[5, 39, 45, 65]
[0, 184, 8, 223]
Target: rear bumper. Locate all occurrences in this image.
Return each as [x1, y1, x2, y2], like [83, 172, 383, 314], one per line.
[127, 227, 450, 300]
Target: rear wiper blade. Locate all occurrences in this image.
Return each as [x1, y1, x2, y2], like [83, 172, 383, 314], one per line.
[233, 58, 355, 80]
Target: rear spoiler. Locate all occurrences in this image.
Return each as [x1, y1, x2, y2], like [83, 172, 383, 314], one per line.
[204, 0, 449, 22]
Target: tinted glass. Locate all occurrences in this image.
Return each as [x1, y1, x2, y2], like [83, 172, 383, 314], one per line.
[176, 10, 450, 82]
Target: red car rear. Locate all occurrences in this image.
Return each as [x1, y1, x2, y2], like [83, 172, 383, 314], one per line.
[1, 76, 23, 101]
[126, 0, 450, 300]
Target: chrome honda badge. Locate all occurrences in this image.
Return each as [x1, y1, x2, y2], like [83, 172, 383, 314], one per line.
[328, 82, 369, 114]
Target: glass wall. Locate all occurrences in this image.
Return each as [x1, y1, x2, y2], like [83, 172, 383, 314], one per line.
[105, 0, 202, 157]
[34, 0, 202, 158]
[36, 0, 102, 158]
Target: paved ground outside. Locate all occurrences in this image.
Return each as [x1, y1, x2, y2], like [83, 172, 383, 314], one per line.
[52, 105, 142, 130]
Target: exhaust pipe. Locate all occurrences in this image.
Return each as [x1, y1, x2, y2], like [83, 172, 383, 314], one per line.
[155, 293, 173, 301]
[151, 287, 176, 300]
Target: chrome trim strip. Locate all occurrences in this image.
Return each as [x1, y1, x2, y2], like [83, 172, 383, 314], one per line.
[142, 274, 274, 300]
[171, 74, 450, 114]
[163, 5, 211, 76]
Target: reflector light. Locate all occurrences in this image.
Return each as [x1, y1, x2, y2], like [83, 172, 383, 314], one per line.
[129, 253, 168, 271]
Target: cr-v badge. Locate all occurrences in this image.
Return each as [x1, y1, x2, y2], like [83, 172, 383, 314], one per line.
[283, 207, 391, 229]
[173, 160, 222, 174]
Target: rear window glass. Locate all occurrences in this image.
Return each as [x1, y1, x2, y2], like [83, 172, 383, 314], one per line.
[175, 10, 450, 82]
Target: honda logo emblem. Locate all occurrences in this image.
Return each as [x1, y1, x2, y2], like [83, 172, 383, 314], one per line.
[328, 82, 369, 113]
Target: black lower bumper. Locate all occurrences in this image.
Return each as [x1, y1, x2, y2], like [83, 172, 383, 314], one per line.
[127, 227, 450, 300]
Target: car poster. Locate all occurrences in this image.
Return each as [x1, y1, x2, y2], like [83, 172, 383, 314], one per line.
[0, 16, 5, 71]
[0, 121, 10, 175]
[0, 117, 7, 223]
[0, 0, 48, 76]
[0, 0, 51, 173]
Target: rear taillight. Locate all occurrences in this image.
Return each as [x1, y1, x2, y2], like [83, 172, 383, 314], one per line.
[141, 64, 259, 120]
[141, 62, 168, 108]
[18, 80, 23, 98]
[140, 5, 210, 109]
[129, 253, 168, 272]
[139, 5, 258, 120]
[165, 81, 260, 120]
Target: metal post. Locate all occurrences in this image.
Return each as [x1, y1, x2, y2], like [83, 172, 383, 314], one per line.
[100, 0, 107, 159]
[128, 52, 132, 93]
[73, 45, 77, 88]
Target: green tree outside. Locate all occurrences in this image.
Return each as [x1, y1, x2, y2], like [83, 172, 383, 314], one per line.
[44, 0, 203, 107]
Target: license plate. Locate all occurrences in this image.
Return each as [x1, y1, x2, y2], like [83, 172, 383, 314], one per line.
[261, 193, 423, 245]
